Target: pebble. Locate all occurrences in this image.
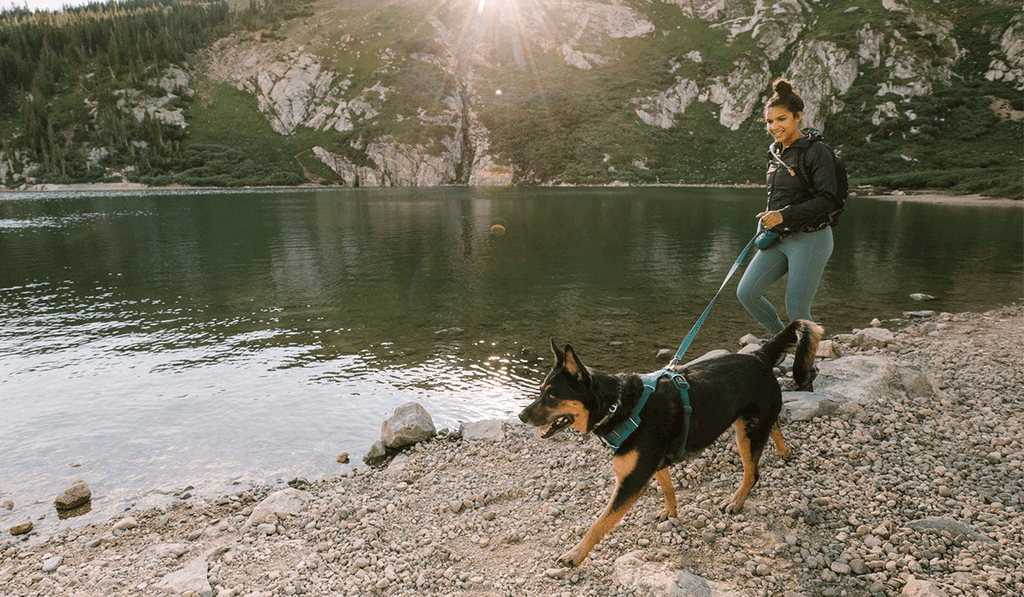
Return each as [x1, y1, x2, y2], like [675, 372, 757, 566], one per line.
[1, 306, 1021, 597]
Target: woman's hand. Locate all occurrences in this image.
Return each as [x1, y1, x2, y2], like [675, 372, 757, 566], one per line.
[757, 210, 783, 229]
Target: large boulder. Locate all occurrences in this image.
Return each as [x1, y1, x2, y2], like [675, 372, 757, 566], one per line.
[815, 356, 901, 404]
[381, 402, 436, 449]
[814, 356, 944, 405]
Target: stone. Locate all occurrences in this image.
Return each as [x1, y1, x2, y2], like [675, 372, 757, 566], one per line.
[906, 517, 994, 544]
[898, 366, 944, 398]
[245, 488, 312, 529]
[850, 327, 894, 348]
[900, 577, 949, 597]
[10, 521, 32, 535]
[42, 556, 63, 572]
[362, 440, 389, 467]
[154, 554, 213, 597]
[336, 451, 350, 464]
[1, 500, 12, 510]
[54, 480, 91, 510]
[145, 543, 188, 559]
[782, 392, 840, 420]
[816, 339, 841, 359]
[460, 420, 505, 442]
[815, 356, 901, 404]
[113, 516, 138, 531]
[381, 402, 436, 449]
[612, 550, 735, 596]
[903, 310, 938, 318]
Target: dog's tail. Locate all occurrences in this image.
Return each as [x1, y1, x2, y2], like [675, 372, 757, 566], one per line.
[755, 320, 824, 390]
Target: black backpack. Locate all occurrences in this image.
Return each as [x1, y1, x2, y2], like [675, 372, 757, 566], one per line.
[794, 129, 848, 226]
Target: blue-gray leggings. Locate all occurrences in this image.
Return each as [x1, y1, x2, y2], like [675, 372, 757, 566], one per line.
[736, 227, 834, 335]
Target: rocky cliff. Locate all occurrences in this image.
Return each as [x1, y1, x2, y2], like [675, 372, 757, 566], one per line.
[5, 0, 1021, 189]
[192, 0, 1020, 186]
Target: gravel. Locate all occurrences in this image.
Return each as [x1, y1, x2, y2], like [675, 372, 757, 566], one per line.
[1, 305, 1021, 597]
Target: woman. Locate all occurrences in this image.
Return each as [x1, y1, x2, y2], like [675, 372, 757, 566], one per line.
[736, 78, 838, 338]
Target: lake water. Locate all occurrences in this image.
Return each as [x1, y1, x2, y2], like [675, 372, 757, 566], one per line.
[1, 186, 1021, 534]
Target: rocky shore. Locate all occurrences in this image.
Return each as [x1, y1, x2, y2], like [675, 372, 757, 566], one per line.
[2, 305, 1022, 597]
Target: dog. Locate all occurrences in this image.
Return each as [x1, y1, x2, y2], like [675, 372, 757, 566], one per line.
[518, 319, 822, 567]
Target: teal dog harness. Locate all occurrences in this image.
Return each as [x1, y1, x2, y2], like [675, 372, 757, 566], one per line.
[598, 368, 692, 460]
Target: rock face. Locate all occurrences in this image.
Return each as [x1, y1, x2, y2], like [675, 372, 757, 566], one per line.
[190, 0, 1022, 186]
[54, 479, 91, 510]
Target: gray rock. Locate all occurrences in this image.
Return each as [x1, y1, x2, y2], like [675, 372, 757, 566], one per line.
[144, 543, 188, 559]
[41, 556, 63, 573]
[816, 339, 841, 359]
[54, 479, 92, 510]
[815, 356, 901, 404]
[900, 577, 949, 597]
[9, 521, 32, 535]
[909, 293, 935, 301]
[460, 420, 505, 442]
[903, 310, 938, 318]
[850, 327, 894, 348]
[154, 554, 213, 597]
[381, 402, 437, 448]
[112, 516, 138, 531]
[898, 366, 944, 398]
[782, 392, 840, 421]
[906, 517, 994, 544]
[362, 440, 389, 467]
[612, 551, 738, 596]
[244, 487, 311, 529]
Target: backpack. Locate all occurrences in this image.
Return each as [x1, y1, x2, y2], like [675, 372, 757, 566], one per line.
[793, 129, 848, 227]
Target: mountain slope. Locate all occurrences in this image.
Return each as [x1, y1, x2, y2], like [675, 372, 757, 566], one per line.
[2, 0, 1021, 195]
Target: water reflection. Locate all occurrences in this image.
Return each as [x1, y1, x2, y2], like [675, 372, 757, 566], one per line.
[0, 187, 1020, 534]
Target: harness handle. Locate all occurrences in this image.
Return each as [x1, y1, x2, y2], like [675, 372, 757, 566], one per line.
[668, 234, 759, 368]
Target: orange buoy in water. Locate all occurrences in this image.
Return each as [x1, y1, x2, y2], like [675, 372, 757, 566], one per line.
[490, 224, 506, 236]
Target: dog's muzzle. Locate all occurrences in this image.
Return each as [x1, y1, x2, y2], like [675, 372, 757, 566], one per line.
[520, 411, 574, 439]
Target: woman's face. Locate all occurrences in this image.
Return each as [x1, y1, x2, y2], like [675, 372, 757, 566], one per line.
[765, 106, 803, 147]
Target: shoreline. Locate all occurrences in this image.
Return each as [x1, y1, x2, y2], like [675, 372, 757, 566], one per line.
[1, 182, 1020, 207]
[2, 304, 1022, 597]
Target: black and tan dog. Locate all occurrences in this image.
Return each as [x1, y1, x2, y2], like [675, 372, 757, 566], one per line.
[518, 319, 822, 567]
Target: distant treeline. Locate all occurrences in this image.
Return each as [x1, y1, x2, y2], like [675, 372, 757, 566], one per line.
[0, 1, 231, 181]
[0, 0, 314, 186]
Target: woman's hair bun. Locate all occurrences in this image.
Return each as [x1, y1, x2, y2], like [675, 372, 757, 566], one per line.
[772, 78, 794, 98]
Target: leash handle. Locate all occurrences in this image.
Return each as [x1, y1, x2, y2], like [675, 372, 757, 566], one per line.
[668, 234, 758, 368]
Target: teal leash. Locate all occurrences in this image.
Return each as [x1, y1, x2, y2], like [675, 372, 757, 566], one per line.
[667, 234, 759, 368]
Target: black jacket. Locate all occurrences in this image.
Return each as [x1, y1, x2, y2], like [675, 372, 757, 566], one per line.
[765, 132, 839, 233]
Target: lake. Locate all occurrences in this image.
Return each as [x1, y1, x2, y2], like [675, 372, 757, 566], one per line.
[1, 186, 1021, 533]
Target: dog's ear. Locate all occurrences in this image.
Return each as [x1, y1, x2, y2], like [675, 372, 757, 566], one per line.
[550, 338, 565, 366]
[562, 344, 590, 385]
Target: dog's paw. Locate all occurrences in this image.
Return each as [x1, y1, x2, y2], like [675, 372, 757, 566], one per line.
[557, 547, 587, 568]
[656, 507, 677, 521]
[719, 497, 745, 514]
